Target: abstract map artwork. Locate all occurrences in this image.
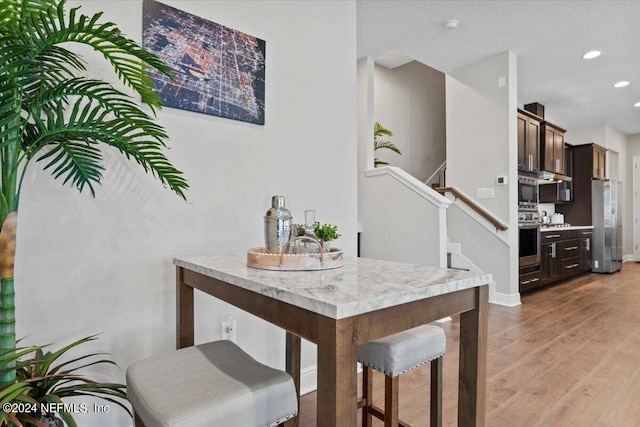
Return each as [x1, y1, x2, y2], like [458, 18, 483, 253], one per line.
[143, 0, 266, 124]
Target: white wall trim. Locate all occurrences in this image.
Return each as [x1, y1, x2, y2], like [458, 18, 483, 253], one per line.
[445, 193, 510, 246]
[300, 364, 318, 396]
[623, 254, 636, 263]
[491, 291, 522, 307]
[365, 166, 451, 208]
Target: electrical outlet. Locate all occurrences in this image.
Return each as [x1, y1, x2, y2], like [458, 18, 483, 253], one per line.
[220, 316, 236, 342]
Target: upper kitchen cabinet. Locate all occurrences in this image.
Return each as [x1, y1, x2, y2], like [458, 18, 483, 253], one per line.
[570, 143, 607, 180]
[593, 144, 607, 179]
[517, 109, 541, 173]
[540, 121, 566, 174]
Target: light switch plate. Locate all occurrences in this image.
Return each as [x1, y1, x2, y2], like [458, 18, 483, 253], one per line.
[477, 187, 495, 199]
[496, 175, 508, 186]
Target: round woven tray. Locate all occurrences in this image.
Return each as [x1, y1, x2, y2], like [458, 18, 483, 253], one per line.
[246, 247, 344, 271]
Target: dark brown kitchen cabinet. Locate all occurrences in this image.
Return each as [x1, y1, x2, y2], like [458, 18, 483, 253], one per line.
[522, 229, 592, 293]
[519, 269, 542, 292]
[539, 145, 573, 203]
[540, 121, 566, 174]
[540, 242, 561, 284]
[579, 229, 593, 272]
[556, 144, 607, 226]
[517, 109, 541, 173]
[593, 145, 607, 179]
[559, 240, 581, 278]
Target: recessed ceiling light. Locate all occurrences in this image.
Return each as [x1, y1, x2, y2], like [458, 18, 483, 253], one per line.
[635, 101, 640, 107]
[614, 81, 630, 88]
[444, 19, 459, 29]
[583, 50, 601, 59]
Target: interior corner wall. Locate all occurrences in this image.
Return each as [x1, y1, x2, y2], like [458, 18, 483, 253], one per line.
[358, 57, 375, 182]
[373, 62, 446, 182]
[17, 1, 357, 425]
[445, 51, 519, 301]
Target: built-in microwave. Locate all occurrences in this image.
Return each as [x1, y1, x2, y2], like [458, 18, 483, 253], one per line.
[518, 174, 538, 210]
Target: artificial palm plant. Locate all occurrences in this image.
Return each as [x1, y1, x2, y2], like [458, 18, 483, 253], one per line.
[373, 121, 402, 167]
[0, 0, 188, 389]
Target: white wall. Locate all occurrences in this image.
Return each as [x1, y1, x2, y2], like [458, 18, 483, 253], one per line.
[564, 122, 607, 147]
[627, 133, 640, 260]
[16, 1, 357, 425]
[358, 58, 449, 270]
[359, 168, 449, 268]
[566, 122, 633, 257]
[445, 51, 519, 302]
[373, 61, 446, 182]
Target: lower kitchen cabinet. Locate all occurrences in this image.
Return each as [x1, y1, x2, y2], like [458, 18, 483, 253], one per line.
[579, 230, 593, 272]
[519, 269, 542, 292]
[520, 228, 594, 293]
[540, 242, 561, 284]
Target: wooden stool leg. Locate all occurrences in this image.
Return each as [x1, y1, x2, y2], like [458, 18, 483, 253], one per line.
[430, 357, 443, 427]
[362, 366, 374, 427]
[384, 375, 399, 427]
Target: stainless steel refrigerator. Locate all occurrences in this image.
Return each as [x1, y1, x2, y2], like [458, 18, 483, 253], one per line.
[592, 180, 622, 273]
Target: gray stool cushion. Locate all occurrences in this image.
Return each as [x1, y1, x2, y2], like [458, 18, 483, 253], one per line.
[126, 340, 297, 427]
[358, 324, 446, 377]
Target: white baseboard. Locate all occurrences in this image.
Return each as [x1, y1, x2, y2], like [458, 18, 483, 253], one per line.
[623, 254, 636, 263]
[300, 365, 317, 395]
[490, 291, 521, 307]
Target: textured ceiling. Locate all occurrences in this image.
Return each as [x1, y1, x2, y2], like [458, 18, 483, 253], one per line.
[357, 1, 640, 135]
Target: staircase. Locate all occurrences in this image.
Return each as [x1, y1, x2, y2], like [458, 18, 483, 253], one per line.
[359, 165, 511, 305]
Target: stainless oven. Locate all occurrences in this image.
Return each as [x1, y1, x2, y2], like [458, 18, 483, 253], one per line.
[519, 223, 541, 267]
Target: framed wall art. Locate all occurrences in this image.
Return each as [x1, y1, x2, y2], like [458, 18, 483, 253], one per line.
[143, 0, 266, 125]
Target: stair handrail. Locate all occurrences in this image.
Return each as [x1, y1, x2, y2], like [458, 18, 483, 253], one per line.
[424, 161, 447, 186]
[435, 186, 509, 232]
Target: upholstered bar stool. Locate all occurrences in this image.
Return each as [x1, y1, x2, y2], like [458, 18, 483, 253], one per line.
[126, 340, 298, 427]
[357, 324, 446, 427]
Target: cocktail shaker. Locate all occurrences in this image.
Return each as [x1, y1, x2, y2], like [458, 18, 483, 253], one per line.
[264, 195, 292, 254]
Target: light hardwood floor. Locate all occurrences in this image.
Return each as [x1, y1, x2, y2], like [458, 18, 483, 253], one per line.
[298, 261, 640, 426]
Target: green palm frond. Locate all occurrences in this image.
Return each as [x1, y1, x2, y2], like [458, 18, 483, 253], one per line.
[373, 121, 401, 167]
[374, 140, 402, 155]
[21, 1, 171, 112]
[0, 0, 188, 202]
[374, 121, 393, 139]
[16, 78, 187, 198]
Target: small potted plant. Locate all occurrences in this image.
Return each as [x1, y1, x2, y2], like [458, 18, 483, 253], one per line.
[313, 222, 340, 252]
[0, 336, 129, 426]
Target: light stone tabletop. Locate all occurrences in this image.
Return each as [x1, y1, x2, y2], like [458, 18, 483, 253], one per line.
[174, 255, 492, 319]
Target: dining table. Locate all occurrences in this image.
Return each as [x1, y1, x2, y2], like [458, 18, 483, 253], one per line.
[173, 254, 491, 427]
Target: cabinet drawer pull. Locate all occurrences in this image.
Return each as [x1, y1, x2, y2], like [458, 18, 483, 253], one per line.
[521, 280, 531, 285]
[530, 278, 539, 282]
[546, 234, 561, 238]
[564, 246, 578, 251]
[565, 264, 579, 269]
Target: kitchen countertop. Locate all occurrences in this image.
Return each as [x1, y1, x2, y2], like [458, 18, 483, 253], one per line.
[174, 254, 492, 319]
[540, 225, 595, 232]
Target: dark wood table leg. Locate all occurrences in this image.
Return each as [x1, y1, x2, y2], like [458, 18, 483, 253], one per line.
[458, 285, 488, 427]
[284, 332, 301, 427]
[316, 317, 358, 427]
[176, 266, 194, 349]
